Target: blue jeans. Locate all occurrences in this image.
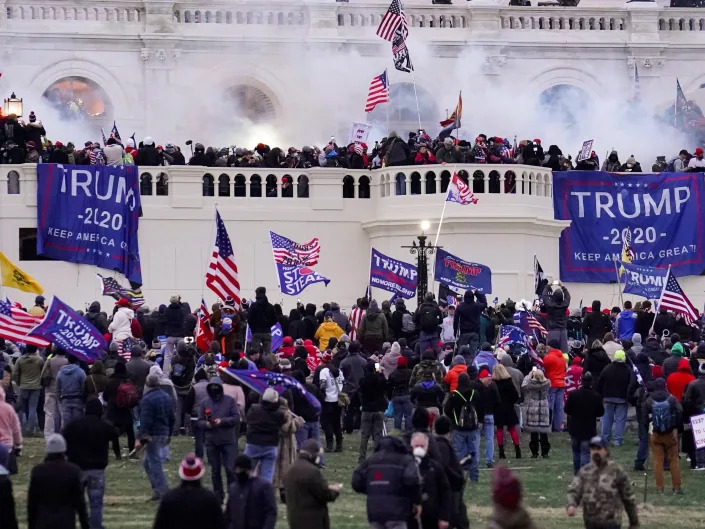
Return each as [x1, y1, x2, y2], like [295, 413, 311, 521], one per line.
[82, 469, 105, 529]
[244, 444, 278, 483]
[635, 419, 649, 468]
[570, 438, 590, 474]
[295, 422, 323, 464]
[207, 443, 237, 501]
[457, 333, 479, 361]
[417, 331, 439, 355]
[601, 401, 628, 445]
[392, 395, 412, 431]
[17, 388, 40, 433]
[483, 414, 495, 464]
[143, 435, 169, 496]
[60, 399, 84, 428]
[547, 388, 565, 432]
[452, 429, 480, 482]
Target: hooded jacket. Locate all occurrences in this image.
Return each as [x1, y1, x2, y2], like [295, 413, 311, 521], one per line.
[444, 363, 468, 392]
[541, 285, 570, 330]
[164, 302, 186, 337]
[416, 301, 443, 334]
[582, 345, 611, 380]
[643, 337, 668, 366]
[683, 371, 705, 415]
[595, 359, 633, 401]
[380, 343, 401, 378]
[139, 382, 175, 438]
[197, 378, 240, 446]
[565, 383, 604, 441]
[84, 361, 109, 399]
[663, 342, 686, 379]
[616, 310, 637, 340]
[666, 358, 695, 402]
[314, 321, 344, 350]
[85, 302, 109, 334]
[340, 351, 367, 392]
[543, 347, 567, 388]
[109, 306, 135, 341]
[601, 150, 621, 172]
[12, 352, 44, 390]
[360, 302, 390, 341]
[359, 367, 388, 412]
[56, 363, 87, 400]
[245, 399, 285, 446]
[645, 380, 682, 433]
[0, 387, 21, 449]
[582, 305, 612, 346]
[352, 436, 421, 523]
[248, 293, 277, 334]
[453, 290, 487, 335]
[630, 333, 643, 355]
[330, 303, 350, 333]
[63, 398, 118, 470]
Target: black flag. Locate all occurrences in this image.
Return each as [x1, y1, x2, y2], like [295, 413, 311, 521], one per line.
[534, 256, 548, 296]
[392, 25, 413, 73]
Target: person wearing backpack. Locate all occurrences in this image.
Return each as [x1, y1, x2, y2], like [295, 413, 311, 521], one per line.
[171, 340, 196, 436]
[444, 372, 484, 483]
[645, 377, 683, 494]
[454, 289, 488, 359]
[391, 298, 414, 341]
[103, 362, 137, 460]
[415, 292, 443, 354]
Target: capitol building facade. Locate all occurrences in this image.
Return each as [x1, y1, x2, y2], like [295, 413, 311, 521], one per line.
[1, 0, 705, 311]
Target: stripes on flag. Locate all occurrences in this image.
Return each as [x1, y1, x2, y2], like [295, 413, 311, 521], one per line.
[376, 0, 408, 41]
[270, 231, 321, 267]
[0, 299, 49, 347]
[659, 268, 698, 326]
[205, 211, 241, 309]
[365, 71, 390, 113]
[446, 172, 478, 205]
[97, 274, 145, 307]
[527, 313, 547, 338]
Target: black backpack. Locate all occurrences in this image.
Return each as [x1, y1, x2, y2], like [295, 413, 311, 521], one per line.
[454, 390, 478, 430]
[420, 307, 439, 333]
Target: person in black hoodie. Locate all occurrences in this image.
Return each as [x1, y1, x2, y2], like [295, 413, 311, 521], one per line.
[247, 287, 278, 354]
[302, 303, 318, 340]
[653, 308, 676, 337]
[287, 309, 306, 340]
[415, 292, 443, 354]
[291, 371, 322, 449]
[595, 351, 634, 446]
[541, 282, 571, 352]
[357, 362, 388, 463]
[635, 301, 655, 339]
[644, 377, 683, 494]
[63, 398, 119, 529]
[434, 416, 468, 529]
[454, 289, 487, 358]
[410, 432, 452, 529]
[352, 436, 421, 528]
[582, 301, 612, 347]
[134, 137, 163, 166]
[102, 362, 136, 460]
[164, 296, 186, 374]
[564, 373, 604, 474]
[244, 388, 286, 483]
[85, 301, 109, 335]
[388, 356, 413, 431]
[643, 335, 668, 366]
[583, 340, 611, 380]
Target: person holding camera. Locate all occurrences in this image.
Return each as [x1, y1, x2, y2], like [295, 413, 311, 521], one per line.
[542, 280, 571, 353]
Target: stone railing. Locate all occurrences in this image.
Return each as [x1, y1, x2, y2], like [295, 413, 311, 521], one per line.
[172, 3, 307, 26]
[0, 163, 553, 205]
[4, 1, 143, 22]
[497, 7, 628, 31]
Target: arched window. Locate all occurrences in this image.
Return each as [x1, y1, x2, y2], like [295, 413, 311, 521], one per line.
[234, 174, 246, 197]
[410, 172, 421, 195]
[538, 84, 592, 130]
[140, 173, 152, 195]
[367, 83, 437, 132]
[202, 174, 214, 196]
[156, 173, 168, 196]
[250, 175, 262, 197]
[359, 175, 371, 199]
[342, 175, 355, 198]
[297, 175, 309, 198]
[42, 77, 112, 122]
[265, 175, 277, 197]
[218, 174, 231, 196]
[7, 171, 20, 194]
[226, 84, 276, 124]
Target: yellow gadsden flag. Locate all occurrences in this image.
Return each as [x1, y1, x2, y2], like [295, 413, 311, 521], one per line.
[0, 252, 44, 294]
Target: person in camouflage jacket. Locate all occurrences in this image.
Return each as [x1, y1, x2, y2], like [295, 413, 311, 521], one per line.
[566, 436, 639, 529]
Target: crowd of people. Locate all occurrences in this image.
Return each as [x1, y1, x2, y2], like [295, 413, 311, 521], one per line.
[3, 110, 705, 175]
[1, 282, 704, 529]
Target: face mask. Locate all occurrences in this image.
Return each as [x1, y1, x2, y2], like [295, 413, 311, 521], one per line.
[236, 471, 249, 483]
[412, 447, 427, 459]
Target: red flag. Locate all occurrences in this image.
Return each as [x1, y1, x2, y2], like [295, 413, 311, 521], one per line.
[196, 298, 213, 353]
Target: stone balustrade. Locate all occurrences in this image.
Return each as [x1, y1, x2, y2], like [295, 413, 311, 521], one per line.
[4, 1, 143, 22]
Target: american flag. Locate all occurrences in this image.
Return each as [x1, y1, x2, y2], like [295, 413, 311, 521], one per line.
[111, 121, 122, 141]
[376, 0, 408, 41]
[0, 299, 49, 347]
[97, 274, 145, 307]
[270, 231, 320, 267]
[527, 313, 547, 338]
[196, 297, 213, 353]
[446, 172, 478, 205]
[365, 71, 390, 113]
[659, 268, 698, 326]
[446, 295, 459, 308]
[349, 306, 366, 341]
[206, 211, 241, 309]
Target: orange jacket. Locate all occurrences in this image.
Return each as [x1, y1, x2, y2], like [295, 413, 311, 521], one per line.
[443, 364, 468, 392]
[543, 348, 567, 388]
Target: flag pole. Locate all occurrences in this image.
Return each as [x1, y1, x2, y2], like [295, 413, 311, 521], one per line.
[269, 231, 282, 294]
[410, 70, 422, 132]
[613, 257, 624, 308]
[455, 90, 461, 144]
[386, 69, 390, 136]
[650, 265, 671, 336]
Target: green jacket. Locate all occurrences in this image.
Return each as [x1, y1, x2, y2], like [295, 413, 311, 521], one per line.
[13, 354, 45, 390]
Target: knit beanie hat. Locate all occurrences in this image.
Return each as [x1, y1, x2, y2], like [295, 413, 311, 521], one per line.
[179, 454, 205, 481]
[262, 387, 279, 403]
[397, 356, 408, 368]
[672, 342, 685, 356]
[46, 433, 67, 455]
[652, 365, 664, 379]
[613, 350, 626, 362]
[492, 466, 522, 509]
[452, 355, 466, 366]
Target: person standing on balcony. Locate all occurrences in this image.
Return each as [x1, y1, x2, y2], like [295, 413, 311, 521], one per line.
[135, 137, 163, 166]
[436, 137, 463, 164]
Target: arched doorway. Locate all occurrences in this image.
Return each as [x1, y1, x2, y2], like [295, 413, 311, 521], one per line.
[225, 84, 277, 124]
[538, 84, 591, 129]
[367, 82, 437, 134]
[41, 77, 112, 122]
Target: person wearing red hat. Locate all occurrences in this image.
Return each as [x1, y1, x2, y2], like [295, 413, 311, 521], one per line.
[688, 147, 705, 169]
[153, 454, 225, 529]
[487, 466, 536, 529]
[278, 336, 295, 359]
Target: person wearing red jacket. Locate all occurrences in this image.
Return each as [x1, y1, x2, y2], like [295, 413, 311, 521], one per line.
[564, 356, 583, 404]
[666, 358, 695, 402]
[543, 339, 567, 432]
[414, 144, 436, 165]
[278, 337, 295, 359]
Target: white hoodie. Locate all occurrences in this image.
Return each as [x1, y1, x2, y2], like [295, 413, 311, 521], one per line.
[108, 307, 134, 341]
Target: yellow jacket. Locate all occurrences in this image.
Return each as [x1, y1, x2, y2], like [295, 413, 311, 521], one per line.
[314, 321, 344, 350]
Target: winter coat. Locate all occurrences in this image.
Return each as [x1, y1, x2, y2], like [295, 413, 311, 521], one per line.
[245, 400, 285, 446]
[444, 386, 485, 429]
[85, 302, 109, 334]
[380, 349, 401, 378]
[541, 285, 570, 330]
[583, 347, 611, 380]
[666, 359, 695, 402]
[164, 302, 186, 337]
[643, 337, 668, 366]
[352, 436, 421, 523]
[565, 386, 604, 441]
[27, 455, 89, 529]
[416, 301, 443, 334]
[13, 353, 44, 390]
[126, 357, 152, 395]
[384, 137, 411, 166]
[521, 376, 551, 433]
[248, 294, 278, 334]
[410, 381, 445, 409]
[360, 308, 389, 341]
[435, 145, 463, 164]
[359, 372, 388, 412]
[444, 364, 468, 392]
[314, 321, 344, 350]
[340, 352, 368, 392]
[645, 388, 683, 433]
[414, 150, 437, 164]
[0, 387, 21, 449]
[0, 467, 17, 529]
[582, 311, 612, 347]
[410, 359, 444, 387]
[284, 453, 339, 529]
[56, 364, 87, 400]
[388, 366, 412, 397]
[226, 475, 277, 529]
[109, 307, 134, 341]
[63, 403, 118, 470]
[155, 482, 225, 529]
[453, 291, 487, 335]
[197, 379, 240, 446]
[83, 361, 109, 399]
[417, 455, 452, 528]
[473, 351, 498, 373]
[138, 388, 174, 439]
[683, 374, 705, 415]
[494, 378, 519, 427]
[654, 311, 676, 337]
[273, 402, 297, 489]
[40, 355, 68, 394]
[596, 361, 633, 401]
[601, 151, 621, 172]
[616, 310, 637, 340]
[543, 348, 567, 388]
[635, 311, 655, 340]
[134, 145, 163, 166]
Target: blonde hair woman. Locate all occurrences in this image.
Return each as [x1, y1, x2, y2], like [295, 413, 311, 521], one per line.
[492, 364, 521, 459]
[521, 368, 551, 458]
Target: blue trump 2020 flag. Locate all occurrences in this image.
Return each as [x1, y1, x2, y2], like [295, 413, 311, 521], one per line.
[553, 171, 705, 283]
[621, 262, 669, 300]
[370, 248, 417, 300]
[222, 368, 321, 410]
[36, 164, 142, 284]
[245, 322, 284, 353]
[434, 248, 492, 293]
[28, 296, 106, 362]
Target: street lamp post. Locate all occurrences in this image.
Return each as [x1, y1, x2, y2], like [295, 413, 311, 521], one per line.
[3, 92, 23, 118]
[402, 220, 441, 306]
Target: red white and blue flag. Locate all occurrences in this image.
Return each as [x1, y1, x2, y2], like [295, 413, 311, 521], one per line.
[0, 299, 49, 347]
[206, 211, 241, 309]
[376, 0, 408, 41]
[270, 232, 329, 296]
[365, 71, 390, 113]
[446, 172, 478, 205]
[659, 267, 698, 326]
[196, 297, 213, 353]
